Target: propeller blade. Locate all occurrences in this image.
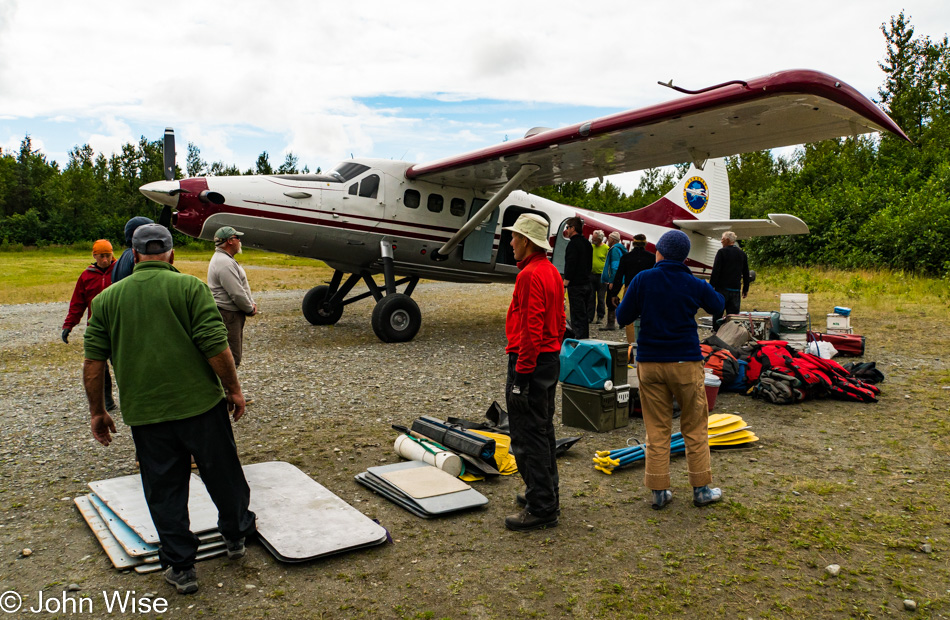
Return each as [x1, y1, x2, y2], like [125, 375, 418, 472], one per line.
[163, 127, 176, 181]
[159, 205, 173, 229]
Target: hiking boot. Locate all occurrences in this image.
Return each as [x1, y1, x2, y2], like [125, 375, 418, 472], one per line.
[164, 566, 198, 595]
[693, 485, 723, 507]
[505, 508, 558, 532]
[516, 492, 561, 515]
[225, 537, 246, 560]
[651, 489, 673, 510]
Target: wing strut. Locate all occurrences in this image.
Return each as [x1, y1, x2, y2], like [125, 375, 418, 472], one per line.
[431, 164, 540, 261]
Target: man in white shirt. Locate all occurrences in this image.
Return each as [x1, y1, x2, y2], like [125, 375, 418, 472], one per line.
[207, 226, 258, 367]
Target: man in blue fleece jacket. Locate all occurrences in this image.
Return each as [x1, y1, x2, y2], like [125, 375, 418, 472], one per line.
[616, 230, 725, 510]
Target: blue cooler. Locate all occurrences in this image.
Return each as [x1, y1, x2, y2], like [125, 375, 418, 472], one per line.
[559, 339, 612, 389]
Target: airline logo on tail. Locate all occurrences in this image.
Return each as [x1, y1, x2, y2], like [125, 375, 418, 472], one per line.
[683, 177, 709, 214]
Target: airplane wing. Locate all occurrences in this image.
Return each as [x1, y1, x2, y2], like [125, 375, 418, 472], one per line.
[405, 69, 907, 191]
[674, 214, 810, 239]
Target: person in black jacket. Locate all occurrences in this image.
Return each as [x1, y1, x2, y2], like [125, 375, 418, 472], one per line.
[562, 217, 592, 339]
[611, 234, 655, 343]
[709, 231, 750, 323]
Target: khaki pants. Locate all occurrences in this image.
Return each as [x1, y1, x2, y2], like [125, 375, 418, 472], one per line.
[636, 361, 712, 490]
[624, 320, 638, 344]
[219, 308, 247, 367]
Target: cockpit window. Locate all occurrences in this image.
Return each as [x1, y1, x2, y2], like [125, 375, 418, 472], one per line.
[331, 162, 371, 181]
[348, 183, 358, 195]
[358, 174, 379, 199]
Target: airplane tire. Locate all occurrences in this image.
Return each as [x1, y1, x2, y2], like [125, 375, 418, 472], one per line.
[371, 294, 421, 343]
[302, 285, 343, 325]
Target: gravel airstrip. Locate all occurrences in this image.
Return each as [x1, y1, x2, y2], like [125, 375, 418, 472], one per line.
[1, 282, 949, 618]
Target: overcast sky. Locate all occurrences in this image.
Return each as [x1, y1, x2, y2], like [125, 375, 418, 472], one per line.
[1, 0, 947, 192]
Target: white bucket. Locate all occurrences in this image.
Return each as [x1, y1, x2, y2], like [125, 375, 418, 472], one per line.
[394, 434, 463, 477]
[780, 293, 809, 321]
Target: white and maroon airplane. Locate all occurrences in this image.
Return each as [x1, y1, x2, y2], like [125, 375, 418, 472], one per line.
[140, 69, 905, 343]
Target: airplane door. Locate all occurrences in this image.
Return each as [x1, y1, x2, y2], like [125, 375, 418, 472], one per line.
[551, 218, 570, 274]
[462, 198, 498, 263]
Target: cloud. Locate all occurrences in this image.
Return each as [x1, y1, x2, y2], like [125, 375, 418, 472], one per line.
[1, 0, 947, 171]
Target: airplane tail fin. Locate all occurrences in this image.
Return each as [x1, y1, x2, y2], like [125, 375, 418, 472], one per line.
[612, 158, 730, 227]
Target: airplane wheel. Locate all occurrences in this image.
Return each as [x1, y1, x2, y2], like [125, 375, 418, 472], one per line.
[302, 285, 343, 325]
[371, 294, 421, 343]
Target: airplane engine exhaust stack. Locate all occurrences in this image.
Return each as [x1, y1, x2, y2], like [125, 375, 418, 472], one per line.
[199, 190, 226, 205]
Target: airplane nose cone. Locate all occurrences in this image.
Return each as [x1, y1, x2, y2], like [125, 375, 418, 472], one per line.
[139, 180, 182, 208]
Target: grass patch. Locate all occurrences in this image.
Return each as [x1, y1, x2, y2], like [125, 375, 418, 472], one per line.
[0, 246, 334, 305]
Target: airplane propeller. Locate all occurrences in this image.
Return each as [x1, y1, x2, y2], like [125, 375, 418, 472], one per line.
[159, 127, 176, 229]
[163, 127, 175, 182]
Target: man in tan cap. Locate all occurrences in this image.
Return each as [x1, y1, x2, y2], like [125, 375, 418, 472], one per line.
[501, 213, 565, 532]
[208, 226, 258, 368]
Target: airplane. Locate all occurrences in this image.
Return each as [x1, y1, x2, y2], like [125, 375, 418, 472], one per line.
[140, 69, 906, 343]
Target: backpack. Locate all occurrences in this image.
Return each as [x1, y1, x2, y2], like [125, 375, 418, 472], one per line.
[701, 344, 740, 387]
[724, 359, 749, 392]
[842, 361, 885, 384]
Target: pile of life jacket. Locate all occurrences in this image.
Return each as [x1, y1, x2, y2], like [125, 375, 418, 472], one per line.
[745, 341, 880, 404]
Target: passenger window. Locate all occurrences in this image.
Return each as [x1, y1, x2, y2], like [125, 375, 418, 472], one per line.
[359, 174, 379, 199]
[450, 197, 466, 216]
[427, 193, 444, 213]
[348, 183, 358, 196]
[404, 189, 420, 209]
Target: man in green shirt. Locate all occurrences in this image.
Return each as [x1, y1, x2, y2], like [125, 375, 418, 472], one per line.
[83, 224, 256, 596]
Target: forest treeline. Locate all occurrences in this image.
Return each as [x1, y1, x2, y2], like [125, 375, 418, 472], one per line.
[1, 13, 947, 274]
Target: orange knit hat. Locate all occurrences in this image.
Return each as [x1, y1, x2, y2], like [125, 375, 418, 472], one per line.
[92, 240, 113, 255]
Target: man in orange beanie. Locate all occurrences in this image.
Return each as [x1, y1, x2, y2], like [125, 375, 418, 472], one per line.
[63, 239, 117, 411]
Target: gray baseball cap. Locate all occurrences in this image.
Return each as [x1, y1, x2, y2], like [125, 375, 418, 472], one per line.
[132, 224, 174, 255]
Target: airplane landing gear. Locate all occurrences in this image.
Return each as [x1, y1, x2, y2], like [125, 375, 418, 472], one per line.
[301, 240, 422, 343]
[371, 293, 421, 343]
[302, 285, 343, 325]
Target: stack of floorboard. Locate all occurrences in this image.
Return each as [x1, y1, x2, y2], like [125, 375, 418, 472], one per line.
[355, 461, 488, 518]
[75, 462, 388, 572]
[75, 473, 226, 574]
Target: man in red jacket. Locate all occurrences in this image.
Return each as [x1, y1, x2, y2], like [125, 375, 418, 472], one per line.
[63, 239, 116, 411]
[503, 213, 565, 531]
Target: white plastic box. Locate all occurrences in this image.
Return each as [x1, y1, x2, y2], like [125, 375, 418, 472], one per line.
[827, 313, 851, 329]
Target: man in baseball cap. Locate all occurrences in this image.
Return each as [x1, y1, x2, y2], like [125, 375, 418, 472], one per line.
[83, 221, 255, 595]
[500, 213, 565, 532]
[208, 225, 257, 368]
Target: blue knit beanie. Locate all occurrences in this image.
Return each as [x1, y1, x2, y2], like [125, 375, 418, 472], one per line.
[124, 216, 154, 246]
[656, 230, 690, 262]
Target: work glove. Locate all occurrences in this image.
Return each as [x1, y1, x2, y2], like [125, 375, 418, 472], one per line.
[61, 328, 71, 343]
[511, 372, 532, 396]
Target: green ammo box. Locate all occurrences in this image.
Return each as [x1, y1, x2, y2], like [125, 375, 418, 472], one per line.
[585, 339, 629, 384]
[561, 383, 631, 433]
